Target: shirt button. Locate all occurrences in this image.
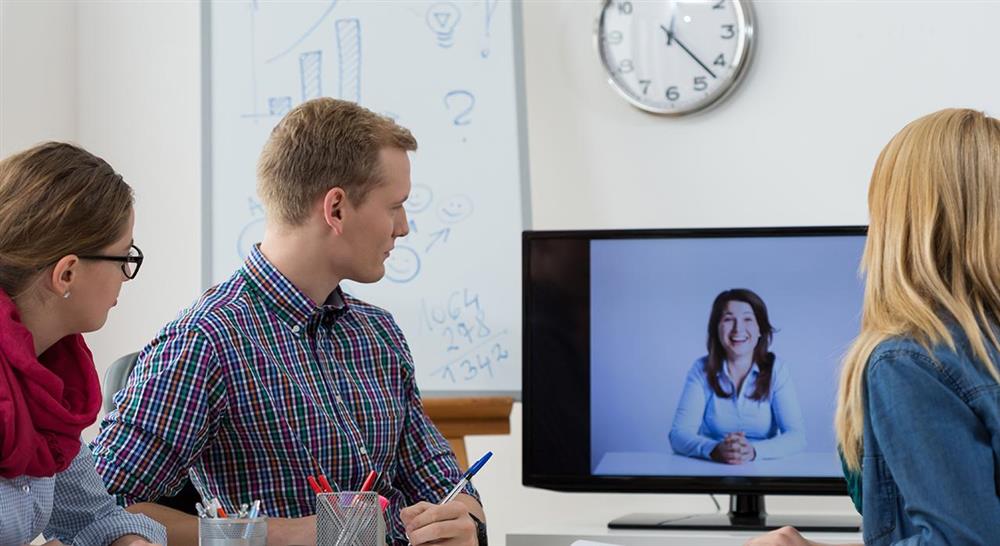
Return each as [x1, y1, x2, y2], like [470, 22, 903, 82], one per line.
[334, 394, 343, 404]
[291, 325, 301, 333]
[22, 485, 30, 493]
[359, 447, 368, 455]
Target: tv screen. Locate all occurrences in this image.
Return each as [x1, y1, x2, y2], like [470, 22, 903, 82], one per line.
[523, 227, 866, 498]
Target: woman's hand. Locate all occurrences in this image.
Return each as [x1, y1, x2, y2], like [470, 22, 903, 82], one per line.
[743, 526, 859, 546]
[711, 432, 756, 464]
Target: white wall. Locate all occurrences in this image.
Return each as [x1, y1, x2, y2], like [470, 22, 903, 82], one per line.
[7, 1, 1000, 544]
[75, 0, 204, 438]
[0, 0, 77, 155]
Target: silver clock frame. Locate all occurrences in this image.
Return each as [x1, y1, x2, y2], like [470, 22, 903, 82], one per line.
[594, 0, 756, 116]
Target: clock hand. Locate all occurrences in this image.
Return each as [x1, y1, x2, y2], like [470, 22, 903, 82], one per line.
[661, 26, 717, 79]
[659, 20, 674, 46]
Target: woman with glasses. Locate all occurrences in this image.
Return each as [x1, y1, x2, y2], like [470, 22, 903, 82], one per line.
[0, 142, 164, 545]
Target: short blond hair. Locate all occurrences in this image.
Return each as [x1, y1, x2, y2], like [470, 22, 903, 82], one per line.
[257, 98, 417, 225]
[0, 142, 133, 297]
[836, 108, 1000, 470]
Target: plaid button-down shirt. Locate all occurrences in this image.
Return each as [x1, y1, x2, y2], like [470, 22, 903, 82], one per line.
[91, 246, 476, 544]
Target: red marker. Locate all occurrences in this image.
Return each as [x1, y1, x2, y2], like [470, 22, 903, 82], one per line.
[307, 476, 323, 495]
[318, 475, 334, 493]
[359, 470, 378, 492]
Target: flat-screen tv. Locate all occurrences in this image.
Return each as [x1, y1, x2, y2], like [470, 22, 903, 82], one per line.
[522, 227, 865, 531]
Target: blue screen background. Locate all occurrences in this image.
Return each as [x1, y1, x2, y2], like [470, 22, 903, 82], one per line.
[590, 235, 866, 474]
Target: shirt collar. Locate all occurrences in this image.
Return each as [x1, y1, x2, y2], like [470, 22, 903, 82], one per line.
[720, 360, 761, 381]
[240, 245, 348, 335]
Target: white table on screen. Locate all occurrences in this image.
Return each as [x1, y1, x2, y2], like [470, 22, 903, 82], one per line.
[594, 451, 843, 477]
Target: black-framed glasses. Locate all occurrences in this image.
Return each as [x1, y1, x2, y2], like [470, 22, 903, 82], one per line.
[79, 244, 144, 279]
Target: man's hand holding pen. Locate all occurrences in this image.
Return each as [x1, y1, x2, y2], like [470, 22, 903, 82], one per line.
[401, 499, 480, 546]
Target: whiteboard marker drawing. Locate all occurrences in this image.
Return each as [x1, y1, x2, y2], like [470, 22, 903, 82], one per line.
[444, 90, 475, 126]
[335, 18, 362, 103]
[299, 50, 323, 101]
[385, 245, 421, 283]
[426, 3, 462, 48]
[265, 0, 340, 64]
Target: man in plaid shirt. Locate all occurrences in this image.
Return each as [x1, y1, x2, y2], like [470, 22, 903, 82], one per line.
[90, 98, 487, 546]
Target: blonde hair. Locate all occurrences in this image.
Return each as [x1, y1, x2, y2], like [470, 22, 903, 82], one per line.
[0, 142, 133, 297]
[836, 108, 1000, 470]
[257, 98, 417, 226]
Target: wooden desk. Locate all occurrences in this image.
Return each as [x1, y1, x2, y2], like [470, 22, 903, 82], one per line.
[423, 396, 513, 469]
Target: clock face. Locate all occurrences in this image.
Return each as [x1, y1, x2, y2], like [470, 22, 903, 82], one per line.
[597, 0, 754, 115]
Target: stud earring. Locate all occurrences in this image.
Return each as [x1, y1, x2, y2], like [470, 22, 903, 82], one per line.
[63, 292, 71, 299]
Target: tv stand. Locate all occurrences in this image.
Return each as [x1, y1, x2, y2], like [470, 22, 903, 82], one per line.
[608, 494, 860, 532]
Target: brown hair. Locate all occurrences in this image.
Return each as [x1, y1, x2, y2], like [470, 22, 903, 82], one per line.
[0, 142, 134, 297]
[704, 288, 777, 401]
[837, 108, 1000, 470]
[257, 98, 418, 225]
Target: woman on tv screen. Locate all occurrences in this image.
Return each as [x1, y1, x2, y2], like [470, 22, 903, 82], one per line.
[669, 288, 806, 464]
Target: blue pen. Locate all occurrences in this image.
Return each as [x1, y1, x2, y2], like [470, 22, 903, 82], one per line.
[243, 499, 262, 539]
[440, 451, 493, 504]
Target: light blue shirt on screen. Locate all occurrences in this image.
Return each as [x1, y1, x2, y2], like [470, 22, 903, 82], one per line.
[669, 356, 806, 460]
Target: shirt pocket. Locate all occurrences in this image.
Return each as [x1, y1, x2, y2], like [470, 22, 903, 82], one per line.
[862, 455, 898, 545]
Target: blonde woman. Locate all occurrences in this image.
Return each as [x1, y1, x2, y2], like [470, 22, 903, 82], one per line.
[747, 110, 1000, 545]
[0, 143, 165, 546]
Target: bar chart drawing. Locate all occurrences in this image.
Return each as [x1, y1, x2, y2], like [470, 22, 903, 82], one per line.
[299, 51, 323, 101]
[335, 18, 361, 103]
[267, 96, 292, 115]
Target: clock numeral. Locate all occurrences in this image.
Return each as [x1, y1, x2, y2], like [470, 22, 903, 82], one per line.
[665, 86, 680, 101]
[721, 24, 736, 39]
[603, 30, 623, 45]
[638, 79, 652, 95]
[618, 59, 635, 74]
[712, 0, 726, 8]
[693, 76, 708, 92]
[616, 1, 633, 15]
[714, 53, 726, 67]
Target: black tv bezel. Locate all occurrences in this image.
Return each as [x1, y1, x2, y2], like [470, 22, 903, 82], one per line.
[521, 225, 868, 496]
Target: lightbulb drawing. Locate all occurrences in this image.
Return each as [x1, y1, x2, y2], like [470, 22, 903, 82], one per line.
[426, 2, 462, 48]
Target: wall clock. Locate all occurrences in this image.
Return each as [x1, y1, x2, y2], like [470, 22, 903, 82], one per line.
[596, 0, 755, 115]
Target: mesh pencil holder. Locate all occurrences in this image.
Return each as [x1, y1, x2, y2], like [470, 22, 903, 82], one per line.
[198, 517, 267, 546]
[316, 492, 387, 546]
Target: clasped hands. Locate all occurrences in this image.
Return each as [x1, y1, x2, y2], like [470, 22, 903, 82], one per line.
[711, 431, 756, 464]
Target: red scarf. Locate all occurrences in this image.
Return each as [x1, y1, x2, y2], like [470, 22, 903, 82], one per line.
[0, 289, 101, 478]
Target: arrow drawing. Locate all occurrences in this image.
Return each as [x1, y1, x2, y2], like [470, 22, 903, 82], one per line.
[426, 227, 451, 252]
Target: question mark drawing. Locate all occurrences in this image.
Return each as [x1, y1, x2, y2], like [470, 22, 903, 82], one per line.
[444, 90, 475, 127]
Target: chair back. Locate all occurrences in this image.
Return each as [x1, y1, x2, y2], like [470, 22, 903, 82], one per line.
[103, 351, 139, 413]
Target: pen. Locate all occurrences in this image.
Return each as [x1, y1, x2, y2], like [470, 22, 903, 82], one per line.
[243, 499, 262, 540]
[334, 470, 379, 546]
[247, 499, 261, 519]
[307, 476, 323, 496]
[359, 470, 377, 493]
[440, 451, 493, 505]
[318, 475, 335, 493]
[187, 468, 212, 510]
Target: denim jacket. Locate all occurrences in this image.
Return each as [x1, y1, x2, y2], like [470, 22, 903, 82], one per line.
[860, 333, 1000, 545]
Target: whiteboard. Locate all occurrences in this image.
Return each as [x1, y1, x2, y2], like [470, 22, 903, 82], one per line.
[204, 0, 529, 395]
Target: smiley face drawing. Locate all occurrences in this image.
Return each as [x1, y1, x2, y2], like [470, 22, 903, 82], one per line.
[404, 184, 434, 214]
[237, 218, 266, 259]
[436, 194, 474, 224]
[384, 245, 421, 283]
